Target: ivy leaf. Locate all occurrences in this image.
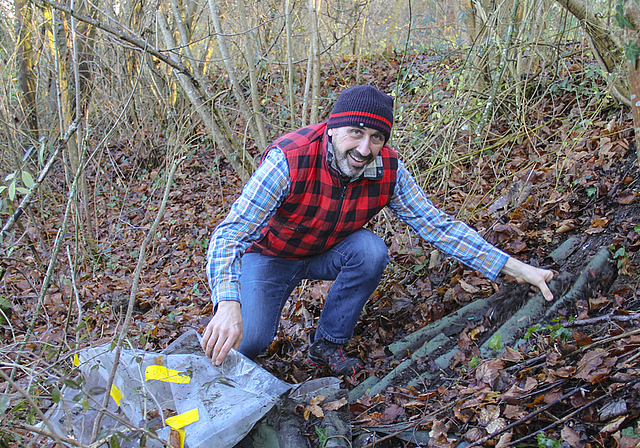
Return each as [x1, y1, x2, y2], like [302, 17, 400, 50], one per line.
[624, 40, 640, 69]
[615, 4, 636, 30]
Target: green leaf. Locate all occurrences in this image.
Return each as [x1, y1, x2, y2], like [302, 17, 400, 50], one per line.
[537, 432, 563, 448]
[87, 387, 107, 396]
[524, 325, 540, 340]
[614, 247, 627, 259]
[615, 4, 636, 30]
[39, 141, 46, 166]
[21, 171, 35, 189]
[624, 40, 640, 69]
[109, 435, 120, 448]
[8, 180, 16, 201]
[488, 333, 502, 351]
[51, 386, 61, 403]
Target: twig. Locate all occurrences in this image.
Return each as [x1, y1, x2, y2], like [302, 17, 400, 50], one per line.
[465, 385, 586, 448]
[17, 423, 82, 447]
[0, 369, 67, 448]
[564, 312, 640, 327]
[0, 117, 79, 239]
[504, 378, 640, 447]
[90, 156, 184, 442]
[10, 118, 82, 381]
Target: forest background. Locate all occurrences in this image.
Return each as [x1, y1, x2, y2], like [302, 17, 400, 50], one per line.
[1, 0, 640, 446]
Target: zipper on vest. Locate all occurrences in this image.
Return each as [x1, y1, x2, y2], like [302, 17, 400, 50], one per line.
[321, 182, 348, 247]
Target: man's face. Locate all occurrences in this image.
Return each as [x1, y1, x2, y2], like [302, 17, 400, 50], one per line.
[328, 126, 385, 178]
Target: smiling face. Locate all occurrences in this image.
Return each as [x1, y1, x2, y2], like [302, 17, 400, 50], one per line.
[328, 126, 385, 179]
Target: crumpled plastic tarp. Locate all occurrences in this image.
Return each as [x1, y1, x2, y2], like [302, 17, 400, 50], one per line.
[46, 331, 292, 448]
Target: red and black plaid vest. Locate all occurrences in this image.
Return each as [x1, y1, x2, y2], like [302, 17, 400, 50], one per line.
[248, 122, 398, 259]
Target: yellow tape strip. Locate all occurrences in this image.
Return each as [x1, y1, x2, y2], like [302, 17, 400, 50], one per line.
[165, 408, 199, 429]
[144, 365, 191, 384]
[175, 428, 186, 448]
[110, 385, 123, 407]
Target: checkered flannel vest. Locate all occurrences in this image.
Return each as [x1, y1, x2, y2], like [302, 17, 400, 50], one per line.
[248, 122, 398, 259]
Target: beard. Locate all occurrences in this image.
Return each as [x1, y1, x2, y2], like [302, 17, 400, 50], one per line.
[333, 146, 374, 179]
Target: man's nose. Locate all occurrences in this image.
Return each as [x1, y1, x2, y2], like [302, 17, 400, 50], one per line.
[355, 137, 372, 156]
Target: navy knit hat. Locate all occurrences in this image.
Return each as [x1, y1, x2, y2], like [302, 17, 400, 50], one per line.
[327, 85, 394, 143]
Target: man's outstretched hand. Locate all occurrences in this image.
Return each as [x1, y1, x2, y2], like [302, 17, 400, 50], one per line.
[501, 257, 554, 301]
[201, 300, 243, 366]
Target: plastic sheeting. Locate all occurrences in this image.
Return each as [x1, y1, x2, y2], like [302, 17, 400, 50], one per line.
[47, 332, 291, 448]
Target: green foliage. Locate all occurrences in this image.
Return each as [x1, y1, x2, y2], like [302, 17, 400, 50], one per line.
[610, 244, 630, 270]
[615, 3, 636, 30]
[621, 425, 639, 438]
[635, 223, 640, 235]
[525, 318, 572, 343]
[315, 425, 328, 448]
[524, 324, 541, 340]
[469, 355, 481, 369]
[537, 433, 563, 448]
[488, 333, 502, 351]
[615, 2, 640, 69]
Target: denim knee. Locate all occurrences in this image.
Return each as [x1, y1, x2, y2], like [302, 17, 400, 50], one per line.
[349, 229, 390, 272]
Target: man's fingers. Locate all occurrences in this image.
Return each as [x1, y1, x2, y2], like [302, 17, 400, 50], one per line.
[534, 269, 554, 302]
[539, 281, 554, 302]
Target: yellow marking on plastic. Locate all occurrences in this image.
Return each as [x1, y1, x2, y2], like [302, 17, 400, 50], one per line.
[144, 365, 191, 384]
[73, 353, 79, 367]
[175, 428, 186, 448]
[110, 385, 123, 406]
[166, 408, 199, 429]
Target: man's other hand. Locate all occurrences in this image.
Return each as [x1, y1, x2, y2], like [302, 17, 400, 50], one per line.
[501, 257, 554, 302]
[201, 300, 243, 366]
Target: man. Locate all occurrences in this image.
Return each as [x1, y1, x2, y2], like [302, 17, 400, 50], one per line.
[202, 85, 554, 377]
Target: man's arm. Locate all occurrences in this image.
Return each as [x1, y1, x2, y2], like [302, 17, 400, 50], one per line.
[202, 148, 290, 365]
[388, 160, 553, 296]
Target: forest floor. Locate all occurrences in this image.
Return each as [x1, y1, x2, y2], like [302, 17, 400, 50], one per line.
[2, 48, 640, 447]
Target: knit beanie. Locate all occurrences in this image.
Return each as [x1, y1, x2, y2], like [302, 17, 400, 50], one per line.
[326, 85, 394, 143]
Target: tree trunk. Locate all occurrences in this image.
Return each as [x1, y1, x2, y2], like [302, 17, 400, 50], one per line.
[15, 0, 39, 143]
[237, 0, 268, 150]
[285, 0, 296, 129]
[157, 12, 256, 183]
[622, 0, 640, 161]
[554, 0, 630, 106]
[207, 0, 264, 149]
[308, 0, 321, 124]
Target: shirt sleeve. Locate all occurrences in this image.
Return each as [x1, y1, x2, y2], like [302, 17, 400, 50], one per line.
[206, 148, 290, 307]
[388, 159, 509, 281]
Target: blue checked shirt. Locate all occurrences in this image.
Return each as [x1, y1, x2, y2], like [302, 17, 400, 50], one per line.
[207, 147, 509, 308]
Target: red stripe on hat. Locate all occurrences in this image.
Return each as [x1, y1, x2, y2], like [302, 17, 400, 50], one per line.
[329, 111, 392, 127]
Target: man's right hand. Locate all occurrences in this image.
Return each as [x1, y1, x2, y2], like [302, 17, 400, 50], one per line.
[201, 300, 243, 366]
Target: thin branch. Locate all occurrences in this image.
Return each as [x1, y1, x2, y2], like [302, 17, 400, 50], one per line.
[90, 156, 184, 441]
[0, 369, 67, 448]
[37, 0, 202, 91]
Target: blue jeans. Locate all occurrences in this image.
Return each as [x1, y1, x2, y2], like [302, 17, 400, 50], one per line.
[237, 228, 390, 359]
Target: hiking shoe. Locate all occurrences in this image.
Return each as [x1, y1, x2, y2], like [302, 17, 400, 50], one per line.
[308, 339, 364, 377]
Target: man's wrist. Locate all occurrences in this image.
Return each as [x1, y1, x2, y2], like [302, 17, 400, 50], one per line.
[500, 257, 522, 277]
